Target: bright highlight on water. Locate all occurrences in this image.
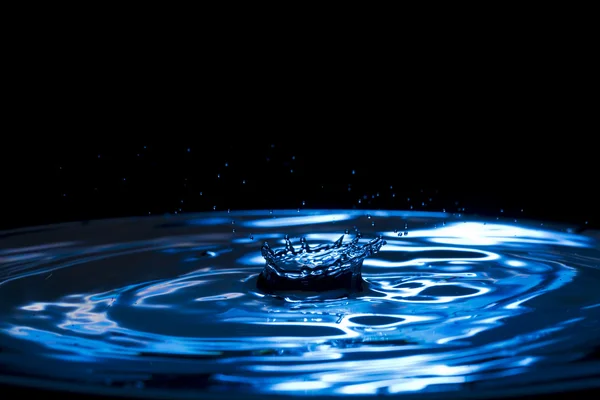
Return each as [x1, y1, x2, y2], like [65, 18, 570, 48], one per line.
[0, 210, 598, 399]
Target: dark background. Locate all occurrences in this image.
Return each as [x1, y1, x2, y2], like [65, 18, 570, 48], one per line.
[3, 27, 596, 233]
[4, 130, 597, 232]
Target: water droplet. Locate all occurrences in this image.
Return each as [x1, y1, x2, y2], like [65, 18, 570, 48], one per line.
[367, 214, 371, 219]
[371, 221, 375, 226]
[404, 231, 408, 235]
[232, 228, 236, 233]
[442, 208, 446, 212]
[344, 229, 349, 234]
[217, 174, 220, 178]
[225, 162, 228, 167]
[187, 148, 191, 152]
[500, 209, 504, 213]
[393, 228, 398, 233]
[227, 209, 230, 214]
[397, 232, 402, 236]
[358, 199, 361, 204]
[292, 156, 295, 160]
[213, 206, 216, 211]
[404, 223, 408, 229]
[297, 208, 300, 212]
[199, 192, 203, 196]
[352, 170, 355, 175]
[302, 200, 306, 206]
[250, 234, 254, 240]
[290, 169, 294, 173]
[231, 220, 235, 224]
[269, 210, 273, 214]
[242, 180, 246, 184]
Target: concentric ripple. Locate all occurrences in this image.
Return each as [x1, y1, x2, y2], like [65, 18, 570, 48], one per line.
[0, 210, 599, 398]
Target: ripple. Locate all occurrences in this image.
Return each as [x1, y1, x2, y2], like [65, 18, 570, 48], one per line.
[0, 210, 599, 398]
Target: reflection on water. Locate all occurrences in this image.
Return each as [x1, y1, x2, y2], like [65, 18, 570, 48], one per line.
[0, 210, 599, 398]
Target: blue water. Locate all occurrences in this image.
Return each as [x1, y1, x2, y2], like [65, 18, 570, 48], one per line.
[0, 210, 599, 398]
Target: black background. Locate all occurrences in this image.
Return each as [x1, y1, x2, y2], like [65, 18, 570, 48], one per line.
[3, 28, 597, 232]
[4, 121, 597, 232]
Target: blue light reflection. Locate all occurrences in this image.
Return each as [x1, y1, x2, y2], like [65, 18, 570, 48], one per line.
[0, 211, 598, 398]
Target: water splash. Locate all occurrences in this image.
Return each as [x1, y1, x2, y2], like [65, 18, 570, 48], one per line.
[0, 210, 599, 398]
[257, 234, 386, 296]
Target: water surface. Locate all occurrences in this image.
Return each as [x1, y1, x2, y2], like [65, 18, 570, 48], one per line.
[0, 210, 599, 398]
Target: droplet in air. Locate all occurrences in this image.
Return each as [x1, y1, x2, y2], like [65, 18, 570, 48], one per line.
[213, 206, 216, 211]
[352, 170, 355, 175]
